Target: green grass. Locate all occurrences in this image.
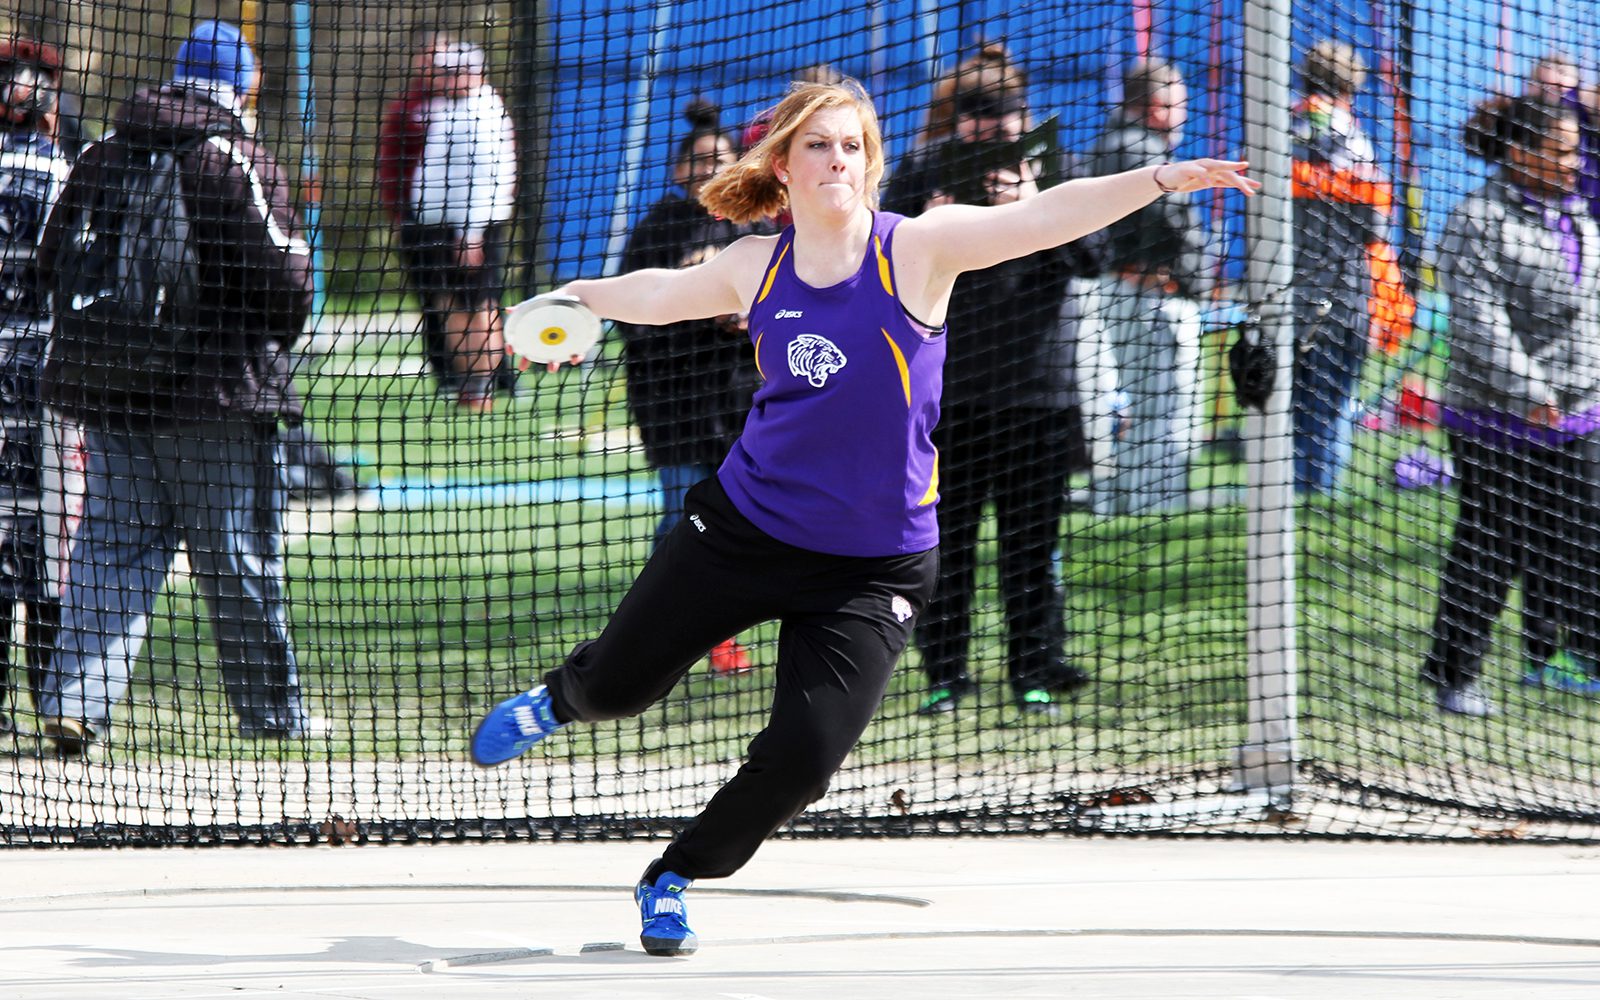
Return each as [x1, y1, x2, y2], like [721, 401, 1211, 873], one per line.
[78, 319, 1600, 798]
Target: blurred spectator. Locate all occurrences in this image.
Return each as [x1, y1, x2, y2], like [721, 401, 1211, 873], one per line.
[1525, 54, 1600, 220]
[1422, 97, 1600, 717]
[618, 98, 756, 676]
[1290, 40, 1395, 494]
[381, 33, 519, 410]
[1467, 52, 1600, 220]
[0, 36, 78, 735]
[884, 45, 1094, 716]
[1081, 59, 1208, 515]
[1526, 52, 1579, 104]
[35, 21, 320, 754]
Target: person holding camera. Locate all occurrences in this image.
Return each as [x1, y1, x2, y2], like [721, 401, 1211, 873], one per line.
[1082, 59, 1210, 515]
[884, 46, 1094, 717]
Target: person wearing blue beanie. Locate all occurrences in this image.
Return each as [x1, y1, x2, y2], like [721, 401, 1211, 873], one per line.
[33, 15, 325, 756]
[172, 20, 256, 95]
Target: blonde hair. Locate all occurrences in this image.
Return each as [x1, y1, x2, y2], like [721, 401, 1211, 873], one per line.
[698, 78, 884, 224]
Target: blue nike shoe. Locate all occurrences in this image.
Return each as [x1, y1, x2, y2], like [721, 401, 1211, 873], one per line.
[470, 685, 565, 766]
[635, 870, 698, 956]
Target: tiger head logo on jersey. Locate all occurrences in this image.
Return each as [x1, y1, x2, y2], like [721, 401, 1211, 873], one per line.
[786, 333, 848, 388]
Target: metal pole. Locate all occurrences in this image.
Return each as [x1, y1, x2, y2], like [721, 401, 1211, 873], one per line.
[290, 0, 325, 322]
[602, 0, 674, 276]
[1233, 0, 1297, 798]
[516, 0, 551, 297]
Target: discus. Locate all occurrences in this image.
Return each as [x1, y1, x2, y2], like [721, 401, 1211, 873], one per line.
[503, 293, 601, 366]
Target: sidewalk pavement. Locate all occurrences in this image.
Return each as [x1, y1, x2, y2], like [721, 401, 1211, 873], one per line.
[3, 836, 1598, 999]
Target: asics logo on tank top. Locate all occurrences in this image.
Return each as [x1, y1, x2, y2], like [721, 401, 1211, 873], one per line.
[786, 333, 848, 388]
[774, 308, 803, 319]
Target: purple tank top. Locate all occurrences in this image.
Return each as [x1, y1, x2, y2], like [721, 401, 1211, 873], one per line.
[718, 211, 946, 557]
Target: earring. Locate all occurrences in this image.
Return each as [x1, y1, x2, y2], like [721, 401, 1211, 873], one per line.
[779, 174, 788, 183]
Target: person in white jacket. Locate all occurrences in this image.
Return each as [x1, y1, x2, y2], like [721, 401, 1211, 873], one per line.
[408, 42, 518, 410]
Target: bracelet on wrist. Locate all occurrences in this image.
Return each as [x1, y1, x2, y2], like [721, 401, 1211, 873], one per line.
[1154, 163, 1179, 194]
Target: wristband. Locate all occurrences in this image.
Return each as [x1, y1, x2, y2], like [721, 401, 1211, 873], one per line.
[1154, 163, 1179, 194]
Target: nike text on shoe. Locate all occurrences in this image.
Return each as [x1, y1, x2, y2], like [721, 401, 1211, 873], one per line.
[636, 871, 699, 956]
[470, 684, 565, 766]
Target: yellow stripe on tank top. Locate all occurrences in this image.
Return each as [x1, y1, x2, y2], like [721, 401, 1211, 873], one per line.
[754, 332, 766, 380]
[755, 242, 791, 305]
[918, 452, 940, 506]
[874, 236, 894, 296]
[881, 328, 910, 406]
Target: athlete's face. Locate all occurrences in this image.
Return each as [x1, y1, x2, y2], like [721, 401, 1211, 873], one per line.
[776, 106, 870, 217]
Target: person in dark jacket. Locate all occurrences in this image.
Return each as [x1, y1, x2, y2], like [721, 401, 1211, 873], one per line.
[884, 48, 1093, 716]
[1290, 41, 1392, 495]
[33, 21, 320, 755]
[1082, 59, 1209, 515]
[619, 98, 757, 675]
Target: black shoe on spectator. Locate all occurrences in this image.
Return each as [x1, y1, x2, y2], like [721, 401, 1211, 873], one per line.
[1014, 688, 1062, 718]
[42, 717, 94, 758]
[1024, 664, 1092, 695]
[916, 678, 975, 716]
[494, 359, 524, 395]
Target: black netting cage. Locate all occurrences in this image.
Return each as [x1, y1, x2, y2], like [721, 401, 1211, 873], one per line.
[1, 0, 1598, 846]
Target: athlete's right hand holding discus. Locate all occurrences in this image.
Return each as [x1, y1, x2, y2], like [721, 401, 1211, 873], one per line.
[471, 78, 1258, 959]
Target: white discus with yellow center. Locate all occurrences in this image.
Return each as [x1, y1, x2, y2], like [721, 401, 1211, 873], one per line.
[503, 293, 602, 365]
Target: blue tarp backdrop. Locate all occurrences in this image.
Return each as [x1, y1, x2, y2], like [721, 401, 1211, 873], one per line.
[536, 0, 1594, 282]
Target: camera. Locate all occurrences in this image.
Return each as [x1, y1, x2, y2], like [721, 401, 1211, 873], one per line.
[927, 116, 1061, 205]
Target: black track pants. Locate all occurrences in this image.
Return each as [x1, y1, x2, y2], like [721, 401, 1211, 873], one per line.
[1423, 431, 1600, 687]
[544, 477, 937, 880]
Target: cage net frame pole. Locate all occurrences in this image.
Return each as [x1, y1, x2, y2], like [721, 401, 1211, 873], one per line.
[290, 0, 325, 322]
[1233, 0, 1298, 800]
[602, 0, 675, 276]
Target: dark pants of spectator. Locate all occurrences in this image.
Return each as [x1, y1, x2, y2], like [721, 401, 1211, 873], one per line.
[916, 405, 1087, 695]
[0, 334, 60, 722]
[1292, 294, 1367, 495]
[1422, 431, 1600, 688]
[35, 417, 308, 736]
[397, 220, 518, 394]
[544, 476, 936, 880]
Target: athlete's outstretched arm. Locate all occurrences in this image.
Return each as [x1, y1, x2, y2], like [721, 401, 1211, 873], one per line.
[560, 235, 771, 325]
[897, 160, 1259, 281]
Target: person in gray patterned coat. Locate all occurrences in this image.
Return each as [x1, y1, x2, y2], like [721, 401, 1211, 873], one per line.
[1081, 60, 1210, 515]
[1422, 97, 1600, 717]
